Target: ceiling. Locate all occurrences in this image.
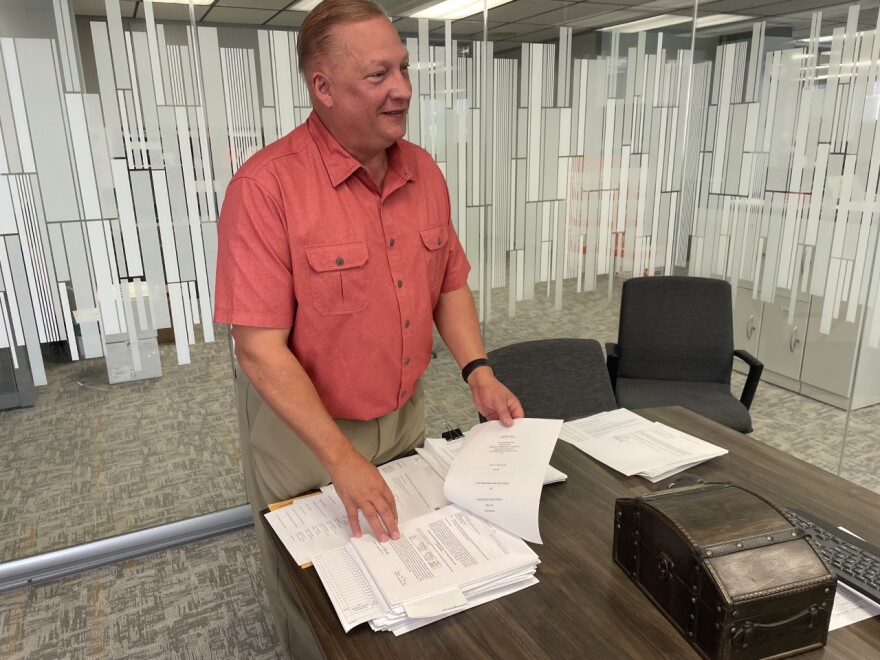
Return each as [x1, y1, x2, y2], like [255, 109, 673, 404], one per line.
[72, 0, 880, 50]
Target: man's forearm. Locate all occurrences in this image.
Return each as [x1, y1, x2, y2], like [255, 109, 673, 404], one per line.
[433, 286, 488, 369]
[234, 334, 356, 471]
[232, 325, 402, 540]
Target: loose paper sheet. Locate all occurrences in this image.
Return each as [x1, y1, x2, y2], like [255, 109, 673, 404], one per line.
[444, 418, 561, 543]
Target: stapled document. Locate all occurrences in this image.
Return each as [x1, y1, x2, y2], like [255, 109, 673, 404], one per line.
[311, 505, 540, 634]
[559, 408, 727, 481]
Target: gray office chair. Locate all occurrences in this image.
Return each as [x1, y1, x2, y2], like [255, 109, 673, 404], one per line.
[606, 276, 763, 433]
[479, 338, 617, 422]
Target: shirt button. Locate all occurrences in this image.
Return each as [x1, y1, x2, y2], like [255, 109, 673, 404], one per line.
[404, 320, 410, 328]
[401, 390, 407, 398]
[397, 279, 403, 288]
[389, 238, 395, 247]
[437, 237, 441, 245]
[404, 357, 411, 365]
[336, 257, 344, 266]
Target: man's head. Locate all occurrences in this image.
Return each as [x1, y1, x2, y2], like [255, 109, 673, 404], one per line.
[298, 0, 411, 163]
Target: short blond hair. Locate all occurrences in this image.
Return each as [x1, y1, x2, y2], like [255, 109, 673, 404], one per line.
[297, 0, 389, 75]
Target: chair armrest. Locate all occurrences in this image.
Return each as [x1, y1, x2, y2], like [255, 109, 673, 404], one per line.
[606, 342, 619, 392]
[734, 349, 763, 410]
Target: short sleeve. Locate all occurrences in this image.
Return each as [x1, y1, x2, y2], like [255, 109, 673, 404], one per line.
[438, 186, 471, 293]
[214, 176, 296, 328]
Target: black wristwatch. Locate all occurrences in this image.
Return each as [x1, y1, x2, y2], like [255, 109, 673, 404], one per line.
[461, 358, 492, 383]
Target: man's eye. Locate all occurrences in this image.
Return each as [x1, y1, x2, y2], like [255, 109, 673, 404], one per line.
[369, 71, 386, 80]
[401, 64, 410, 75]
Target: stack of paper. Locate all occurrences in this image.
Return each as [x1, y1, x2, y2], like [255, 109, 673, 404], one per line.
[417, 431, 567, 485]
[265, 418, 563, 635]
[559, 408, 727, 482]
[311, 505, 540, 635]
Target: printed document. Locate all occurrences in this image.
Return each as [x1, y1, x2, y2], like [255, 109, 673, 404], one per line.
[266, 455, 448, 566]
[311, 505, 540, 633]
[417, 433, 567, 484]
[443, 418, 562, 543]
[829, 583, 880, 630]
[560, 409, 727, 481]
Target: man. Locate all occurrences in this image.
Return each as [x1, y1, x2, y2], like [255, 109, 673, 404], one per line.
[214, 0, 523, 655]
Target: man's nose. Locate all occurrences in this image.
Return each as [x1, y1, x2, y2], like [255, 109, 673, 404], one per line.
[390, 69, 412, 100]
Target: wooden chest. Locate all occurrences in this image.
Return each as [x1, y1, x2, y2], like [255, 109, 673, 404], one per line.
[613, 483, 836, 659]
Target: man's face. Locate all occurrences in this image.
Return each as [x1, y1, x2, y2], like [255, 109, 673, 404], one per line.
[314, 16, 412, 160]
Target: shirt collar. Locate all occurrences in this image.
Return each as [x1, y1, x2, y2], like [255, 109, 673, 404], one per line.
[307, 111, 413, 188]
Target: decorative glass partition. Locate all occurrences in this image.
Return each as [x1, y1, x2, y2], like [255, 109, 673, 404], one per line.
[1, 0, 878, 568]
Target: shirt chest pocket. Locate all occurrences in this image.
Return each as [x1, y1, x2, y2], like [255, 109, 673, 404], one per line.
[305, 242, 370, 315]
[419, 225, 448, 290]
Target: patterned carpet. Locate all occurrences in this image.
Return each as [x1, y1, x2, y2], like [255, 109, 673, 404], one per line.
[1, 275, 878, 658]
[0, 527, 283, 659]
[0, 325, 243, 564]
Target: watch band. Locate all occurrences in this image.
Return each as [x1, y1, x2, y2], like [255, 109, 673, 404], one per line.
[461, 358, 492, 383]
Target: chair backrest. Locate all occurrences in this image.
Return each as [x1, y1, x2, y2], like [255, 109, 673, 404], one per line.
[616, 276, 734, 383]
[486, 338, 617, 421]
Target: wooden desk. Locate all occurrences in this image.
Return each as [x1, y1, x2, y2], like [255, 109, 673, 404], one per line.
[263, 406, 880, 659]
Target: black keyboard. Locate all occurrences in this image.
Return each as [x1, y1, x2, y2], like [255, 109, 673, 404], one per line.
[783, 508, 880, 606]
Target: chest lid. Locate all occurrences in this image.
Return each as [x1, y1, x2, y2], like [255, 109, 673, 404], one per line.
[640, 483, 794, 550]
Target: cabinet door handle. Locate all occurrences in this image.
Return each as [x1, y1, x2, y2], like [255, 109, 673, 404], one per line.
[746, 315, 756, 340]
[789, 327, 801, 353]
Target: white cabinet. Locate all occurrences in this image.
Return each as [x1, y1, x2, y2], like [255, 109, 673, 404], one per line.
[732, 287, 762, 358]
[734, 286, 880, 410]
[800, 297, 880, 409]
[756, 293, 810, 388]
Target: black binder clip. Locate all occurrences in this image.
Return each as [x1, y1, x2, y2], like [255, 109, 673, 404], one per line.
[441, 420, 464, 441]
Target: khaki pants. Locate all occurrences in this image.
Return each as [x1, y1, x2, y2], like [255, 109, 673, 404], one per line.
[234, 364, 426, 658]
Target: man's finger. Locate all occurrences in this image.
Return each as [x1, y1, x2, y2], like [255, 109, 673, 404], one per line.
[496, 396, 515, 427]
[346, 506, 363, 538]
[375, 498, 400, 541]
[362, 504, 389, 542]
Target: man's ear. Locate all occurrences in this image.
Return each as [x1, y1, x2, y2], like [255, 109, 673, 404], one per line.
[310, 71, 333, 108]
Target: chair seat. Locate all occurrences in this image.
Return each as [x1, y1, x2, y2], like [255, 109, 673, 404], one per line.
[614, 378, 753, 433]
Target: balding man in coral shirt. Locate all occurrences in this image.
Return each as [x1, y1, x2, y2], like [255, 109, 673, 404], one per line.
[214, 1, 522, 656]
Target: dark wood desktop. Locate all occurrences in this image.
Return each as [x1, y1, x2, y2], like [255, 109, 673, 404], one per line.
[263, 406, 880, 659]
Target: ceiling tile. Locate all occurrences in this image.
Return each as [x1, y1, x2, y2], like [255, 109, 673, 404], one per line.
[201, 7, 278, 24]
[384, 0, 437, 16]
[694, 0, 771, 11]
[483, 22, 548, 38]
[266, 10, 308, 27]
[476, 0, 575, 24]
[566, 8, 656, 29]
[754, 0, 878, 18]
[494, 3, 630, 26]
[215, 0, 294, 9]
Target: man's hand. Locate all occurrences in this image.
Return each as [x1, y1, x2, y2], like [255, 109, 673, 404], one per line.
[327, 449, 400, 542]
[468, 367, 524, 426]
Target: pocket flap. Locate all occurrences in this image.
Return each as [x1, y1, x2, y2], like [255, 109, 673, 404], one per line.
[419, 225, 447, 252]
[305, 242, 368, 272]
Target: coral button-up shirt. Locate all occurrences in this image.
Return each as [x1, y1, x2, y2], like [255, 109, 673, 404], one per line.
[214, 113, 470, 420]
